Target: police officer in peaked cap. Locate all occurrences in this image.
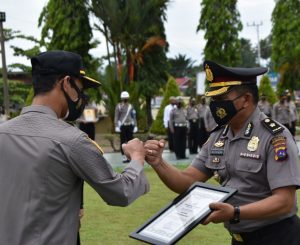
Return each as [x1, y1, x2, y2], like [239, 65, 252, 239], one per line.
[144, 60, 300, 245]
[0, 50, 149, 244]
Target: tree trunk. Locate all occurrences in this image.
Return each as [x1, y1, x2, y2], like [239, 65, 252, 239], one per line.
[145, 95, 153, 130]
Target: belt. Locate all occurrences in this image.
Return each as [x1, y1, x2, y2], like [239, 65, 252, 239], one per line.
[189, 119, 198, 123]
[122, 122, 133, 126]
[174, 123, 187, 127]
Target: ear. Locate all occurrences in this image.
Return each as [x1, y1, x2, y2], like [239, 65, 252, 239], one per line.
[61, 76, 71, 91]
[243, 92, 252, 107]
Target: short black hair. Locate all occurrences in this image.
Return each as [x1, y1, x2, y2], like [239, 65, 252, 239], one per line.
[234, 84, 259, 104]
[32, 74, 65, 96]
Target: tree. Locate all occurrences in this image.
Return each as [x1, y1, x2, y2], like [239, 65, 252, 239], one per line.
[258, 75, 277, 105]
[240, 38, 257, 67]
[271, 0, 300, 90]
[197, 0, 242, 66]
[260, 35, 272, 60]
[91, 0, 170, 129]
[150, 76, 181, 135]
[39, 0, 100, 76]
[168, 54, 195, 78]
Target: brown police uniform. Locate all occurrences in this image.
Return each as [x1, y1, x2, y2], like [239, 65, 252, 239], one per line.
[192, 60, 300, 245]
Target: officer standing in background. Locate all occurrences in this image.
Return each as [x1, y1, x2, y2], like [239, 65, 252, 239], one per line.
[169, 96, 188, 159]
[273, 93, 291, 132]
[286, 90, 298, 136]
[115, 91, 138, 163]
[0, 51, 149, 245]
[204, 104, 217, 133]
[258, 94, 272, 118]
[197, 96, 209, 148]
[145, 60, 300, 245]
[187, 97, 199, 154]
[163, 96, 177, 152]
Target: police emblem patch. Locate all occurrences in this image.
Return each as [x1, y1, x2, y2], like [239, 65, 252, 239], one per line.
[216, 107, 227, 119]
[271, 136, 288, 161]
[214, 140, 224, 148]
[247, 136, 259, 152]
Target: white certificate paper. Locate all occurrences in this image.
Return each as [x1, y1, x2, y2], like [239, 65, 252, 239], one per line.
[139, 187, 227, 243]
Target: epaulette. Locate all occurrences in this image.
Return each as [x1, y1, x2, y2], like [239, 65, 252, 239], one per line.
[261, 118, 284, 135]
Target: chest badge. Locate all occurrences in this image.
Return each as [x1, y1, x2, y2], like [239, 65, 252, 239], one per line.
[214, 140, 224, 148]
[247, 136, 259, 152]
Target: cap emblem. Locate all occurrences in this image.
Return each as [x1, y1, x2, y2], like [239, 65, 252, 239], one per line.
[216, 107, 227, 119]
[205, 64, 214, 82]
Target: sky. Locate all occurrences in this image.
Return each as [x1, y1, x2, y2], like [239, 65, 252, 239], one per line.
[1, 0, 276, 68]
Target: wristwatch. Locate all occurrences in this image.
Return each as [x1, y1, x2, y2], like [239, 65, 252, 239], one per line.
[230, 206, 240, 224]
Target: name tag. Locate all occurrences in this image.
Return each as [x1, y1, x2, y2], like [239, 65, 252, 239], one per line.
[210, 149, 224, 156]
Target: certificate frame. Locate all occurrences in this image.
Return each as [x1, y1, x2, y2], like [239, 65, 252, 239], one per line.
[129, 182, 237, 245]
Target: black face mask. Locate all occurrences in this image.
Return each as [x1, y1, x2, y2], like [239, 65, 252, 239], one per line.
[62, 79, 86, 121]
[209, 94, 244, 126]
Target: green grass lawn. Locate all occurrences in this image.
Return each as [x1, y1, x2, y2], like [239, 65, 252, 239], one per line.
[80, 165, 300, 245]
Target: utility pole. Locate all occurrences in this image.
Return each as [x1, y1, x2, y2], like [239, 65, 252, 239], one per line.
[0, 12, 10, 117]
[247, 21, 263, 66]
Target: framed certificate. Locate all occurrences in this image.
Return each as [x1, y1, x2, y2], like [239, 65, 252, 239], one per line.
[83, 108, 97, 122]
[129, 182, 237, 245]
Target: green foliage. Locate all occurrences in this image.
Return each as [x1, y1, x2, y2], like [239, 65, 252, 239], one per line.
[39, 0, 100, 77]
[258, 75, 277, 105]
[150, 76, 181, 134]
[260, 35, 272, 60]
[168, 54, 196, 78]
[271, 0, 300, 90]
[197, 0, 242, 66]
[240, 38, 257, 67]
[0, 79, 31, 112]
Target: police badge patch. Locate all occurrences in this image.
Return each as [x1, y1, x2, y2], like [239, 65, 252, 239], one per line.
[271, 136, 288, 161]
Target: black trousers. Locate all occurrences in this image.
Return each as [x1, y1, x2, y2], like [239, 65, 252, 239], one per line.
[79, 122, 95, 140]
[167, 127, 174, 152]
[120, 125, 134, 155]
[198, 119, 208, 149]
[174, 126, 187, 159]
[231, 215, 300, 245]
[188, 120, 199, 154]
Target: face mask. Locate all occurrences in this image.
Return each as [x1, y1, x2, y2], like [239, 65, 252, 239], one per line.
[62, 79, 86, 121]
[209, 94, 244, 126]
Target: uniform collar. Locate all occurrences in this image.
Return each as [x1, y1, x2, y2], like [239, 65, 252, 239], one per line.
[21, 105, 58, 118]
[221, 106, 261, 140]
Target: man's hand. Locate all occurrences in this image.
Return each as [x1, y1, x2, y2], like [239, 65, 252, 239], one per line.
[122, 138, 145, 164]
[133, 126, 138, 133]
[202, 202, 234, 225]
[144, 139, 165, 167]
[79, 208, 84, 220]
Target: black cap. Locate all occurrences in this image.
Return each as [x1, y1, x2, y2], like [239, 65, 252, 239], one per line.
[31, 50, 101, 88]
[203, 60, 268, 97]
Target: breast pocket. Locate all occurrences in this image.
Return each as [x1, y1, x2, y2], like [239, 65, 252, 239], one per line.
[235, 159, 263, 173]
[205, 156, 226, 170]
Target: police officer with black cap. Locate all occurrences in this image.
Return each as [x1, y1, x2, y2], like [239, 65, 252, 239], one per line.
[0, 50, 149, 245]
[145, 60, 300, 245]
[187, 97, 199, 154]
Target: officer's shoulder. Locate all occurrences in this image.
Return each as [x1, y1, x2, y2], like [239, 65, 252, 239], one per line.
[260, 117, 284, 135]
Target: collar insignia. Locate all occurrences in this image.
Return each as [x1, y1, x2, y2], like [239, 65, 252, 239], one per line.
[244, 122, 253, 137]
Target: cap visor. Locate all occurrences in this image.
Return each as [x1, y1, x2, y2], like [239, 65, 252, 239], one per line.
[82, 76, 101, 88]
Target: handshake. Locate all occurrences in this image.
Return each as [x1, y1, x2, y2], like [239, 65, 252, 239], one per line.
[122, 138, 165, 166]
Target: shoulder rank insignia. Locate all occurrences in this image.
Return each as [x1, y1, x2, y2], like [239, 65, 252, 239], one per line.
[271, 136, 288, 161]
[247, 136, 259, 152]
[261, 118, 284, 135]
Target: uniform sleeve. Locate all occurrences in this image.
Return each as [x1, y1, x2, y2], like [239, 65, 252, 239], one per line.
[68, 134, 150, 206]
[191, 138, 214, 178]
[266, 130, 300, 190]
[163, 106, 169, 128]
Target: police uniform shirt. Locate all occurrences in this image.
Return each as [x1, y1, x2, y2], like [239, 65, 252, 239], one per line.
[187, 105, 199, 121]
[169, 107, 187, 131]
[0, 105, 149, 245]
[273, 101, 291, 125]
[191, 107, 300, 233]
[288, 101, 299, 122]
[258, 100, 272, 116]
[114, 102, 137, 126]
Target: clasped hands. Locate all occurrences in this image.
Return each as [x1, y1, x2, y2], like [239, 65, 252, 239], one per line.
[122, 138, 165, 166]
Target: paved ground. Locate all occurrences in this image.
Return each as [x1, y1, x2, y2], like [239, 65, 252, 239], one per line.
[105, 149, 197, 168]
[103, 135, 300, 168]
